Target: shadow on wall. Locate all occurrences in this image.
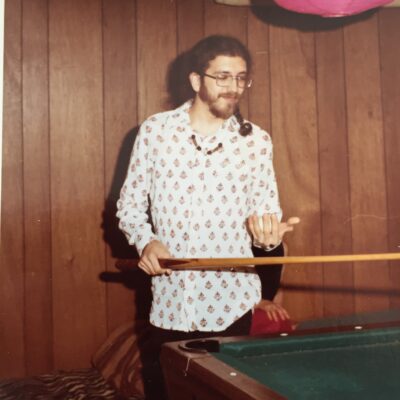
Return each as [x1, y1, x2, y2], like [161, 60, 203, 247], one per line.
[249, 3, 378, 31]
[165, 48, 195, 109]
[102, 125, 140, 260]
[100, 125, 153, 319]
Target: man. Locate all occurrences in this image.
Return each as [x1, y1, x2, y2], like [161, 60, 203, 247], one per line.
[117, 34, 298, 396]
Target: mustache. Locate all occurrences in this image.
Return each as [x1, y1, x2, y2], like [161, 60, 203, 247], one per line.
[219, 93, 239, 100]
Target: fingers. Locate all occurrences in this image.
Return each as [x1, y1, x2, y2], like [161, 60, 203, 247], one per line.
[287, 216, 301, 227]
[248, 213, 280, 248]
[278, 216, 301, 238]
[138, 254, 171, 276]
[275, 304, 290, 320]
[262, 303, 290, 322]
[266, 309, 281, 322]
[247, 213, 262, 239]
[139, 240, 172, 276]
[266, 214, 279, 245]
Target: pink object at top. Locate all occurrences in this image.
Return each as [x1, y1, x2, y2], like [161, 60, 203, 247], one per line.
[274, 0, 393, 17]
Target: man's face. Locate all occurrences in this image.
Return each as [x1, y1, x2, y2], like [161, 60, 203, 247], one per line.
[198, 55, 248, 119]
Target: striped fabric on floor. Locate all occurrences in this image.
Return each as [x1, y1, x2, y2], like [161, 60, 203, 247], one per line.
[0, 368, 144, 400]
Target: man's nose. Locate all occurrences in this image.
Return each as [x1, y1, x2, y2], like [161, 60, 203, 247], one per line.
[229, 77, 240, 91]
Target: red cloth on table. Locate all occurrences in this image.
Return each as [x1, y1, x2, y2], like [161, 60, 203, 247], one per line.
[250, 308, 293, 335]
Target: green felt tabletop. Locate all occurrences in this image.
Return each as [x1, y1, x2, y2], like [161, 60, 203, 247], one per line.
[216, 326, 400, 399]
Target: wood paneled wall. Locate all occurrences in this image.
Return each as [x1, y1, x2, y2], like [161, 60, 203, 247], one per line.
[1, 0, 399, 378]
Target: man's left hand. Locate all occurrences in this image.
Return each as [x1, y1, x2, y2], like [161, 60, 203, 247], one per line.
[255, 299, 290, 322]
[247, 213, 300, 250]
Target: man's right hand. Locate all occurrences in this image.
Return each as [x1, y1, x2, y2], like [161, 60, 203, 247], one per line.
[139, 240, 172, 275]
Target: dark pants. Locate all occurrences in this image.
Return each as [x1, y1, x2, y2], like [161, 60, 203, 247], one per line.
[143, 311, 252, 400]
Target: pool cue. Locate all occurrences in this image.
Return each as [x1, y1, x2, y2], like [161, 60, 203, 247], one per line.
[116, 252, 400, 271]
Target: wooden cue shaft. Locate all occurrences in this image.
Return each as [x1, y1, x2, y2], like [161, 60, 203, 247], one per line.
[116, 252, 400, 271]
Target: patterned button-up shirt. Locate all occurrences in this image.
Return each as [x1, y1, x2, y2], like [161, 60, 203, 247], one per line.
[117, 101, 282, 332]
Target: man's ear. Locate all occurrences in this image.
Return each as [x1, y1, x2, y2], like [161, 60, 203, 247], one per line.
[189, 72, 201, 93]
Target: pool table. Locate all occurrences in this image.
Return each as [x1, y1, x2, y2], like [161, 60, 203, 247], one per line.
[160, 321, 400, 400]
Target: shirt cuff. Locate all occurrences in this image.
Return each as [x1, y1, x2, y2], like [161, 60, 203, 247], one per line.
[253, 241, 282, 252]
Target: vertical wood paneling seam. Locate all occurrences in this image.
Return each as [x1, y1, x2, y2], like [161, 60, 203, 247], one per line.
[134, 0, 139, 124]
[377, 11, 393, 309]
[46, 0, 55, 367]
[201, 0, 205, 37]
[45, 0, 54, 370]
[340, 23, 354, 311]
[244, 7, 248, 46]
[313, 30, 322, 248]
[244, 7, 248, 120]
[100, 0, 109, 334]
[340, 25, 353, 252]
[267, 21, 272, 136]
[341, 25, 354, 280]
[174, 0, 178, 81]
[99, 0, 107, 338]
[313, 29, 327, 314]
[313, 29, 324, 311]
[47, 0, 56, 368]
[176, 0, 180, 55]
[377, 11, 390, 254]
[20, 0, 28, 375]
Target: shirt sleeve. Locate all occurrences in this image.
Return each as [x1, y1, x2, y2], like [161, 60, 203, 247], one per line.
[252, 131, 283, 221]
[116, 119, 157, 255]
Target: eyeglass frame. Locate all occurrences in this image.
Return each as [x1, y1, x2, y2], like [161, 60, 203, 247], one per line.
[202, 72, 253, 89]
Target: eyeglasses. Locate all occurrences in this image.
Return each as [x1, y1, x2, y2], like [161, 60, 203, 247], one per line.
[203, 73, 252, 89]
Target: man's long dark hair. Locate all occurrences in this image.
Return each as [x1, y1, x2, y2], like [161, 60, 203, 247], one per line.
[190, 35, 253, 137]
[190, 35, 252, 76]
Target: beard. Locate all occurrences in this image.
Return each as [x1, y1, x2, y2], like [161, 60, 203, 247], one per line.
[198, 86, 240, 119]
